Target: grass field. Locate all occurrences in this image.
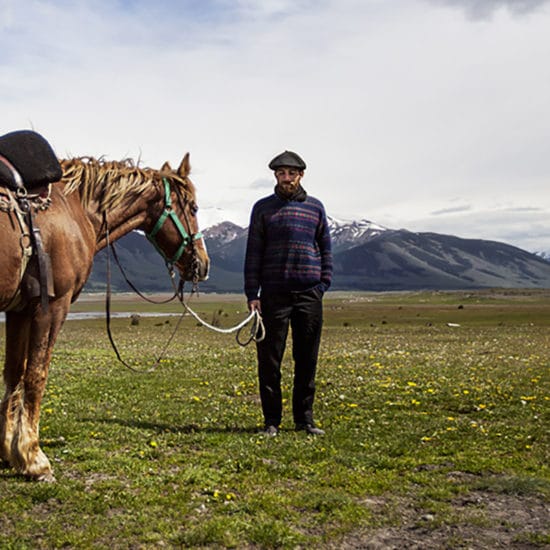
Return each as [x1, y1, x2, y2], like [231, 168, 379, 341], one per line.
[1, 290, 549, 548]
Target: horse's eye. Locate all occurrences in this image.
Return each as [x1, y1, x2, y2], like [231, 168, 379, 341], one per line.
[191, 203, 199, 216]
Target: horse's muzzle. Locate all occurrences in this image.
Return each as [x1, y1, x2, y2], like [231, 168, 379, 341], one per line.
[178, 249, 210, 282]
[195, 243, 210, 281]
[195, 257, 210, 281]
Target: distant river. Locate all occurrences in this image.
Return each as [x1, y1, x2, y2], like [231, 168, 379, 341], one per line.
[0, 312, 178, 323]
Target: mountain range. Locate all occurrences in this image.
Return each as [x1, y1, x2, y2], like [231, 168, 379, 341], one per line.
[84, 217, 550, 293]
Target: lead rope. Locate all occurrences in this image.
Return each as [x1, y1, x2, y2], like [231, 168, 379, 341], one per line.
[173, 233, 265, 346]
[103, 229, 264, 373]
[148, 180, 265, 346]
[173, 278, 265, 347]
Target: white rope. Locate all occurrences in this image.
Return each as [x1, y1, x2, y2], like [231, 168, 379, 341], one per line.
[180, 300, 265, 344]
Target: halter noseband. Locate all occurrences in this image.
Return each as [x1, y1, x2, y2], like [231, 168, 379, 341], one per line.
[146, 177, 202, 265]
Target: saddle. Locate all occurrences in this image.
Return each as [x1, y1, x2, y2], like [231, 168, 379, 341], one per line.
[0, 129, 62, 190]
[0, 130, 59, 312]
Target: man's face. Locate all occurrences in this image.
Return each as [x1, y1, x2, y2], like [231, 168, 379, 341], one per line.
[275, 167, 303, 192]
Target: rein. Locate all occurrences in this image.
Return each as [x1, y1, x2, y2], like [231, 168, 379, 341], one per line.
[102, 177, 264, 373]
[104, 237, 264, 373]
[109, 240, 178, 305]
[104, 224, 185, 374]
[101, 174, 199, 373]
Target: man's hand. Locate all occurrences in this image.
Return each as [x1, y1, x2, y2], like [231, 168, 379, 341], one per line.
[248, 299, 261, 314]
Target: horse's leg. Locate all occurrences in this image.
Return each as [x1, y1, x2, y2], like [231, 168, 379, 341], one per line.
[7, 297, 70, 481]
[0, 311, 30, 466]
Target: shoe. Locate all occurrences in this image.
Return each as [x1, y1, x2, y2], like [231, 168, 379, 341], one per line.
[263, 425, 279, 437]
[295, 423, 325, 435]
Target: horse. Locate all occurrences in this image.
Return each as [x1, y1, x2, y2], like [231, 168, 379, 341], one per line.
[0, 153, 210, 481]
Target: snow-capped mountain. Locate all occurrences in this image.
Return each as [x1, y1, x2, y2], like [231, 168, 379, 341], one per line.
[327, 216, 388, 251]
[197, 218, 550, 292]
[85, 217, 550, 292]
[202, 221, 244, 246]
[202, 217, 389, 252]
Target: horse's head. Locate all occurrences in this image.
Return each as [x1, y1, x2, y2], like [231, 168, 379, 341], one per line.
[147, 153, 210, 283]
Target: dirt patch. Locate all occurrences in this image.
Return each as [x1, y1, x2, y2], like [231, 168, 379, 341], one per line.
[332, 490, 549, 549]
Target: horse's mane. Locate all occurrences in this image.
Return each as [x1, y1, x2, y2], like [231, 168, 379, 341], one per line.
[61, 157, 195, 211]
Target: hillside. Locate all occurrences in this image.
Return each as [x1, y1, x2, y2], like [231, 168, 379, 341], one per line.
[84, 221, 550, 293]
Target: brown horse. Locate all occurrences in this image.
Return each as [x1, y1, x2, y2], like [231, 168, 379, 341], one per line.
[0, 154, 209, 481]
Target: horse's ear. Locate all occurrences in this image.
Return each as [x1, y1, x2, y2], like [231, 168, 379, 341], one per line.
[177, 153, 191, 177]
[161, 161, 172, 172]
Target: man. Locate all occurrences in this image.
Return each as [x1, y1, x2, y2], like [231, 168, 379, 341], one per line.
[244, 150, 333, 436]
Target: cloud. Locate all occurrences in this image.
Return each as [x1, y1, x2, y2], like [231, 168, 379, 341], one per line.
[250, 177, 274, 190]
[1, 0, 550, 254]
[426, 0, 550, 19]
[503, 206, 543, 213]
[385, 203, 550, 253]
[430, 205, 472, 216]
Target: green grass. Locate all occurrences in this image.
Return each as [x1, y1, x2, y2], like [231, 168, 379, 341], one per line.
[1, 290, 549, 548]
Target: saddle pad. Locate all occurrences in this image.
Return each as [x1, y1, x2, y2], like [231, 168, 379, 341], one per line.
[0, 130, 62, 189]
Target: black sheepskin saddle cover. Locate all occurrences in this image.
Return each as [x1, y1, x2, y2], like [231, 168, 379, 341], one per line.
[0, 130, 62, 189]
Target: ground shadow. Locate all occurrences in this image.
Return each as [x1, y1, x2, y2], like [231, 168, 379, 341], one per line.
[78, 416, 259, 435]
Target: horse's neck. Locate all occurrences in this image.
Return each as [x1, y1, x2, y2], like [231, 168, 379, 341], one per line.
[100, 214, 145, 248]
[90, 188, 156, 251]
[61, 159, 162, 252]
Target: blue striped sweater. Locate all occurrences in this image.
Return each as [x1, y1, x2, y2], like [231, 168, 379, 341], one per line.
[244, 193, 333, 301]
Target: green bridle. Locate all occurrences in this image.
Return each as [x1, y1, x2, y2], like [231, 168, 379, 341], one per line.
[146, 177, 202, 265]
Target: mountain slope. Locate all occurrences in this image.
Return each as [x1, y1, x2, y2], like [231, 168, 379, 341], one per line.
[335, 230, 550, 290]
[84, 231, 174, 292]
[84, 220, 550, 292]
[328, 217, 387, 252]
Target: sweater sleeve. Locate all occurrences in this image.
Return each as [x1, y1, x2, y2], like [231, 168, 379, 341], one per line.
[244, 204, 264, 301]
[317, 206, 333, 291]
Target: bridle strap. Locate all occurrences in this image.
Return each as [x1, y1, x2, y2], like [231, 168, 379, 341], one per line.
[146, 177, 202, 265]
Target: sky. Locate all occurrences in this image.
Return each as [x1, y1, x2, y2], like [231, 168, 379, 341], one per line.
[2, 0, 550, 253]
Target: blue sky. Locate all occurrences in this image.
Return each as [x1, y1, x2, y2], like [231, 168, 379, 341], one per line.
[2, 0, 550, 253]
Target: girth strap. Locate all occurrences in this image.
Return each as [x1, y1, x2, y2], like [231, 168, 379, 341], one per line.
[0, 155, 53, 312]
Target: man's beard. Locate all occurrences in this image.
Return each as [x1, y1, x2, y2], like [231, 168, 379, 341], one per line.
[277, 181, 299, 196]
[274, 181, 307, 202]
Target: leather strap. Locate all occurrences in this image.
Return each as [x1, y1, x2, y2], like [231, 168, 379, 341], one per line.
[0, 153, 24, 189]
[0, 154, 53, 312]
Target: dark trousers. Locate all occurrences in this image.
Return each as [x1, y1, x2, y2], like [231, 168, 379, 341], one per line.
[256, 288, 323, 427]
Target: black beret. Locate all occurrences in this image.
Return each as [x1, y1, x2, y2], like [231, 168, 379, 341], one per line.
[268, 150, 306, 171]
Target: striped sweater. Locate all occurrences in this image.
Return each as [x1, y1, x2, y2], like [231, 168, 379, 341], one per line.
[244, 192, 333, 301]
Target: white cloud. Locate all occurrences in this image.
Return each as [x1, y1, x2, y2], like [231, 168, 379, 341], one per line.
[431, 205, 472, 216]
[2, 0, 550, 253]
[427, 0, 550, 19]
